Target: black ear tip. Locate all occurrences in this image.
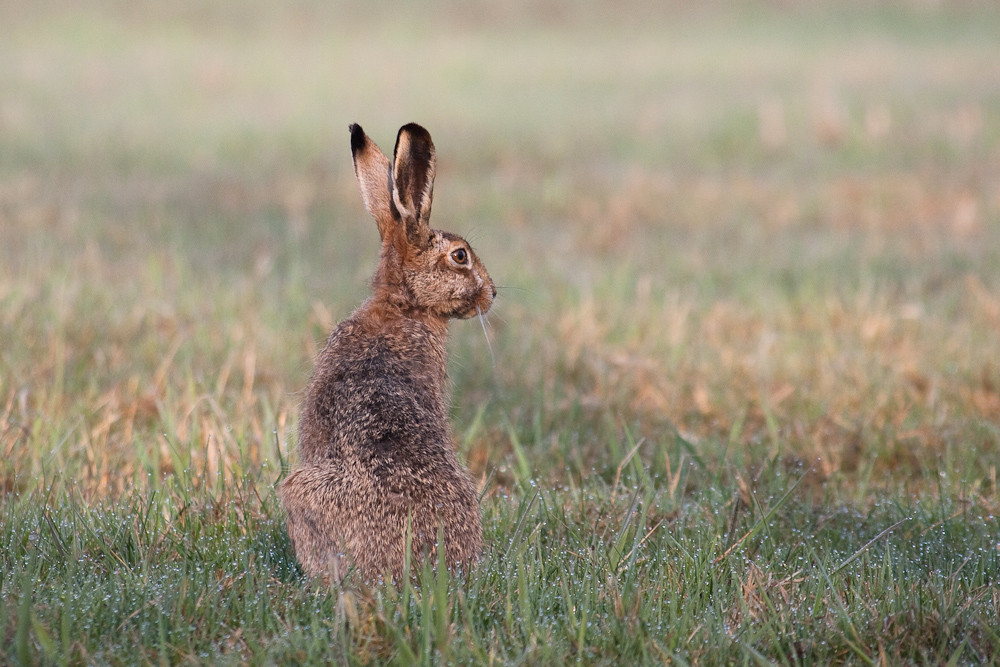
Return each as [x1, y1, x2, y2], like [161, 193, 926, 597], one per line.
[398, 122, 432, 143]
[349, 123, 366, 151]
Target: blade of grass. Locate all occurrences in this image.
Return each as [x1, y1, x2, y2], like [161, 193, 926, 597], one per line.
[810, 546, 877, 667]
[831, 516, 911, 576]
[714, 467, 810, 563]
[610, 437, 645, 504]
[504, 488, 539, 560]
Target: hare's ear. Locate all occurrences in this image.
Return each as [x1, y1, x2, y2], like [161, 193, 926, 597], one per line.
[350, 123, 394, 241]
[391, 123, 435, 248]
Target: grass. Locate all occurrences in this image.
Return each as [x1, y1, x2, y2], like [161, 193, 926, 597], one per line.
[2, 0, 1000, 663]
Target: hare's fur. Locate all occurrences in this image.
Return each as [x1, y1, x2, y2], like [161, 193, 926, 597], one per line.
[278, 123, 494, 580]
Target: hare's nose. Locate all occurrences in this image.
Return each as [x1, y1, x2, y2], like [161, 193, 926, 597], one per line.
[491, 286, 497, 298]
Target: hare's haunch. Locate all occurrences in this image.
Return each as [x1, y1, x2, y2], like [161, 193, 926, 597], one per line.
[278, 124, 494, 580]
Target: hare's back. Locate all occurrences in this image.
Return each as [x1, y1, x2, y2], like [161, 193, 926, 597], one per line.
[299, 322, 449, 462]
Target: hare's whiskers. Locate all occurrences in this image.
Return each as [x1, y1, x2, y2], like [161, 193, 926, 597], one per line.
[477, 306, 495, 368]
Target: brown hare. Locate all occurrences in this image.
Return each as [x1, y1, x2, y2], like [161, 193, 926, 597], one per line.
[278, 123, 494, 581]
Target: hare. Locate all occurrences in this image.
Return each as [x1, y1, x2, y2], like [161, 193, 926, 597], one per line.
[278, 123, 494, 581]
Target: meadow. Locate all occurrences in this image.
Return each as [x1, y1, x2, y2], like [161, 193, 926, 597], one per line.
[2, 0, 999, 663]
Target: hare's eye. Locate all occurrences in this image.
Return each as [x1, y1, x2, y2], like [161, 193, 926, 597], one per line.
[450, 248, 469, 265]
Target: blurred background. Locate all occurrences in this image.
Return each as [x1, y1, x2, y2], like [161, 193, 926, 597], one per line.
[2, 0, 999, 496]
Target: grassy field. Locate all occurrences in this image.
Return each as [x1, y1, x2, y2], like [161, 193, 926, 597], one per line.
[2, 0, 1000, 663]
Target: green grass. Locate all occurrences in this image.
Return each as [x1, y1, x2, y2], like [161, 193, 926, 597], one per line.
[4, 453, 998, 663]
[2, 0, 1000, 663]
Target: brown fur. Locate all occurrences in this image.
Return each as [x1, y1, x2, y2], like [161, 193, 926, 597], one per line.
[278, 123, 494, 581]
